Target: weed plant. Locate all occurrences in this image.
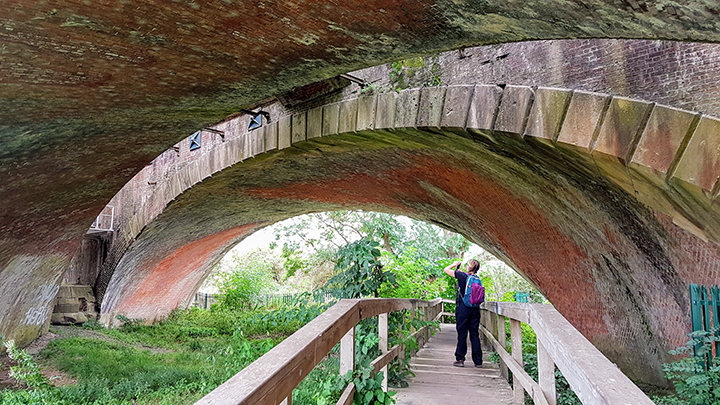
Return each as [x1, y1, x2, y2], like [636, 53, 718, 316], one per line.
[653, 329, 720, 405]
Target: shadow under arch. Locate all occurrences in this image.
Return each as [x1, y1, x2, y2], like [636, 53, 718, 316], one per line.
[96, 85, 720, 387]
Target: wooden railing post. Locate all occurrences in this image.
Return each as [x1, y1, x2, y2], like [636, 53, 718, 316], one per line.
[378, 313, 389, 392]
[480, 309, 494, 351]
[340, 326, 355, 377]
[537, 339, 556, 405]
[510, 319, 525, 404]
[497, 314, 509, 381]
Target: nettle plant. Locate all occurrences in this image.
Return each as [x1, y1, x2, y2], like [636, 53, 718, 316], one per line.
[654, 329, 720, 405]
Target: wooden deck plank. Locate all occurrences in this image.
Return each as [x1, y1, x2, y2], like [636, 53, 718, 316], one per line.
[395, 324, 513, 405]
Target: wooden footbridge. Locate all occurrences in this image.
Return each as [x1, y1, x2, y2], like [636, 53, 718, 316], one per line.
[196, 299, 655, 405]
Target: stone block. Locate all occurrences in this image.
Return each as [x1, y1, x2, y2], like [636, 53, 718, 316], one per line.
[242, 131, 253, 158]
[467, 84, 502, 140]
[494, 85, 534, 136]
[375, 92, 397, 130]
[291, 111, 307, 144]
[227, 137, 242, 163]
[322, 102, 340, 136]
[278, 115, 292, 150]
[264, 121, 278, 151]
[557, 91, 609, 152]
[524, 87, 572, 142]
[251, 128, 264, 156]
[394, 88, 420, 129]
[630, 105, 697, 175]
[417, 86, 446, 128]
[593, 97, 653, 163]
[307, 106, 323, 139]
[338, 98, 358, 134]
[441, 85, 474, 129]
[673, 116, 720, 192]
[356, 94, 377, 132]
[467, 85, 502, 131]
[51, 312, 88, 325]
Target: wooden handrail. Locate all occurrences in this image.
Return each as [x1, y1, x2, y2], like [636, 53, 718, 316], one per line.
[481, 302, 654, 405]
[195, 298, 442, 405]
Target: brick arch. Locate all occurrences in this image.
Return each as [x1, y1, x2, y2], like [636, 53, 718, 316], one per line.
[98, 84, 720, 387]
[5, 3, 720, 356]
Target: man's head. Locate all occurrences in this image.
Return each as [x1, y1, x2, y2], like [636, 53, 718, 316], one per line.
[466, 259, 480, 274]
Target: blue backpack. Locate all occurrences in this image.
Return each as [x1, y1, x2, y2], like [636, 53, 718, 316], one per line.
[461, 274, 485, 308]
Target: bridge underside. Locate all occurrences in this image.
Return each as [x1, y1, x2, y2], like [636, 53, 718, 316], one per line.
[5, 0, 720, 390]
[102, 124, 714, 386]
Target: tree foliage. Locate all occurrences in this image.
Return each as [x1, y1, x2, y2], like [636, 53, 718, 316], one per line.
[324, 238, 395, 298]
[210, 249, 276, 310]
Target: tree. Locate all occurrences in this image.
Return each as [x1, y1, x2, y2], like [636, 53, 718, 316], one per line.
[324, 238, 395, 298]
[209, 249, 278, 310]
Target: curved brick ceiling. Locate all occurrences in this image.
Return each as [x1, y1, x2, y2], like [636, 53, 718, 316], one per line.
[4, 0, 720, 384]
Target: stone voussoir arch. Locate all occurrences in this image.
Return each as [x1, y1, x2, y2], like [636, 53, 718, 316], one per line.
[112, 83, 720, 259]
[95, 83, 720, 388]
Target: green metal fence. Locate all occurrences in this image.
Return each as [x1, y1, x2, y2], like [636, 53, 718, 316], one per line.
[689, 284, 720, 365]
[192, 291, 334, 309]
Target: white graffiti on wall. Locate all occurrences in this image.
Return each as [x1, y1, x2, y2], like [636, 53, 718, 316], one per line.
[21, 284, 60, 326]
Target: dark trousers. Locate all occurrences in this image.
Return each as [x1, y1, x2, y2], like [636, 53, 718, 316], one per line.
[455, 302, 482, 364]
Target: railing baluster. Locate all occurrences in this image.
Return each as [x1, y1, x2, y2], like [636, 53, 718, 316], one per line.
[510, 319, 525, 405]
[379, 313, 388, 392]
[340, 326, 355, 376]
[497, 314, 509, 381]
[537, 339, 556, 405]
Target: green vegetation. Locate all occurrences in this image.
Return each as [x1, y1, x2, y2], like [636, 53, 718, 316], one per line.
[389, 57, 442, 91]
[511, 324, 581, 405]
[653, 329, 720, 405]
[1, 210, 547, 404]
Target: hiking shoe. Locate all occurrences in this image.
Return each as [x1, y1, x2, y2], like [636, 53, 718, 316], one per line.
[474, 363, 483, 368]
[453, 360, 464, 367]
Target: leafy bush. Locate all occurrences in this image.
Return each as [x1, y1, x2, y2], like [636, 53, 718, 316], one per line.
[378, 249, 443, 300]
[325, 238, 395, 299]
[653, 329, 720, 405]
